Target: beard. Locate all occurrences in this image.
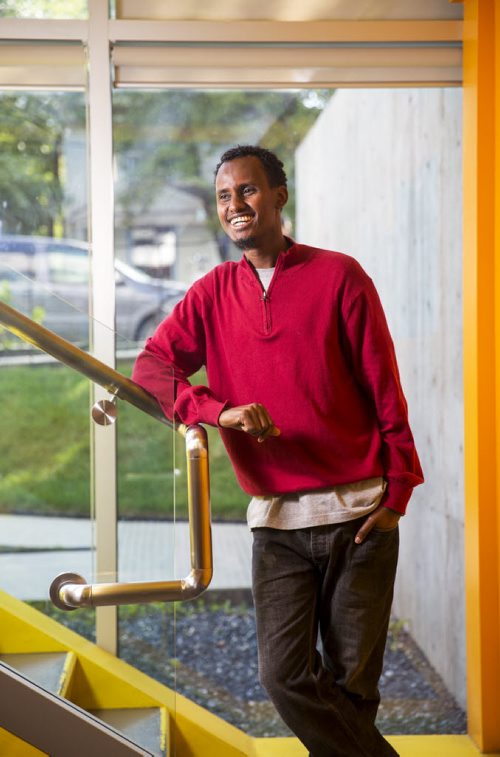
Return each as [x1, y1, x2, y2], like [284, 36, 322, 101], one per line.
[233, 235, 258, 250]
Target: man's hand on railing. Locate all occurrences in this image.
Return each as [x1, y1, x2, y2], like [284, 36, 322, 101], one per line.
[219, 403, 280, 443]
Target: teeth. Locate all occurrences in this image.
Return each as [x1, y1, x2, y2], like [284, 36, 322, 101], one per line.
[230, 216, 253, 226]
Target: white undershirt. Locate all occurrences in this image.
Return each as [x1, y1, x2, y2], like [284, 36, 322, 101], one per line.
[247, 479, 385, 530]
[255, 267, 275, 292]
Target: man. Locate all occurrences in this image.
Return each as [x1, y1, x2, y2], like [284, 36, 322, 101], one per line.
[132, 145, 423, 756]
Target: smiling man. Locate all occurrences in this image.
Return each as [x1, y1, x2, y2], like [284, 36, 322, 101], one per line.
[132, 145, 423, 756]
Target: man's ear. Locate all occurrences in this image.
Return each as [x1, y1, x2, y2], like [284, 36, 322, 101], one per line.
[276, 186, 288, 210]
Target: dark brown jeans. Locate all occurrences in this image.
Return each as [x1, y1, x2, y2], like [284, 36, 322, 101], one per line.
[252, 520, 400, 757]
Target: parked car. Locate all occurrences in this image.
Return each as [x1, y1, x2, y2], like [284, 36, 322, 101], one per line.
[0, 235, 187, 344]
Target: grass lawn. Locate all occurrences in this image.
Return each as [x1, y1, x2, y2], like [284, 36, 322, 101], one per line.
[0, 360, 248, 521]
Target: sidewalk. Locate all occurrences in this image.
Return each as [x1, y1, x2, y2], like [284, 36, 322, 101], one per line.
[0, 514, 252, 601]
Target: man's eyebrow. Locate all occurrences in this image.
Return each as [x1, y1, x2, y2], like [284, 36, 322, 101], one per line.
[216, 182, 253, 194]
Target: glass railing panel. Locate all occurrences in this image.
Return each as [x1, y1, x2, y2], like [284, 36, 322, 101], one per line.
[115, 355, 176, 697]
[0, 263, 178, 668]
[0, 264, 96, 636]
[0, 261, 185, 749]
[0, 82, 91, 632]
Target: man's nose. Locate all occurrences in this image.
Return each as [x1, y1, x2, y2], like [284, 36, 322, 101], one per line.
[229, 193, 246, 213]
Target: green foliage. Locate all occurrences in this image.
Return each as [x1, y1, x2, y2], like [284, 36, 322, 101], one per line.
[0, 0, 87, 18]
[0, 364, 91, 514]
[0, 92, 84, 235]
[113, 89, 332, 252]
[0, 280, 46, 349]
[0, 362, 248, 520]
[0, 281, 13, 350]
[0, 87, 330, 251]
[388, 617, 410, 651]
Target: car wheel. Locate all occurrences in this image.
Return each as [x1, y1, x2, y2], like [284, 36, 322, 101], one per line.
[134, 313, 163, 342]
[162, 293, 184, 314]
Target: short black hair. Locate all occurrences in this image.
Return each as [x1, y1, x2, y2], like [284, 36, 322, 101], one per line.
[215, 145, 287, 188]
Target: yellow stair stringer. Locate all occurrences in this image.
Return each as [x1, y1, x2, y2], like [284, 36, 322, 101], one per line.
[0, 727, 48, 756]
[0, 589, 253, 757]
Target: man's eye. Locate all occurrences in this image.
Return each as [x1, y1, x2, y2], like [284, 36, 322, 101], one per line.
[243, 186, 255, 195]
[218, 193, 230, 202]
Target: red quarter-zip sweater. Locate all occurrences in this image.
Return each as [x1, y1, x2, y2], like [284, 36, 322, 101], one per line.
[132, 243, 423, 514]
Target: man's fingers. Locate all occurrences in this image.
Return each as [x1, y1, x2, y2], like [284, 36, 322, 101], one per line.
[254, 404, 274, 430]
[257, 425, 281, 443]
[219, 403, 280, 441]
[355, 518, 374, 544]
[239, 406, 264, 434]
[240, 404, 279, 440]
[355, 507, 400, 544]
[253, 405, 279, 440]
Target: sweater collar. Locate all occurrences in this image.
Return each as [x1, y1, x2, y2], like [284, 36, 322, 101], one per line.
[239, 238, 307, 275]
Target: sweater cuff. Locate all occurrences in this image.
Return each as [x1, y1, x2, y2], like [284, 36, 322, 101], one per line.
[381, 480, 413, 515]
[174, 393, 228, 427]
[198, 397, 229, 427]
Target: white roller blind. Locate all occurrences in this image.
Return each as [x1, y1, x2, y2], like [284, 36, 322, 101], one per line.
[112, 42, 462, 88]
[0, 42, 86, 88]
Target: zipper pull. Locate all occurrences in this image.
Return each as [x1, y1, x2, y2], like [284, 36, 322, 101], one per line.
[262, 291, 267, 301]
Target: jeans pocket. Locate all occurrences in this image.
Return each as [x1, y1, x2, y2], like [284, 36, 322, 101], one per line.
[371, 524, 399, 534]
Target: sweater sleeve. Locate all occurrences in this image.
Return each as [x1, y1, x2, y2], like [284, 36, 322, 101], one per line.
[341, 263, 424, 515]
[131, 282, 228, 427]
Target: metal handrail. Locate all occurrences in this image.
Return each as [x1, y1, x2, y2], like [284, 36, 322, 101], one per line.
[0, 300, 213, 609]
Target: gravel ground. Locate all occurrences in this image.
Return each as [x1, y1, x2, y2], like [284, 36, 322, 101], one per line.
[37, 595, 466, 737]
[113, 595, 467, 738]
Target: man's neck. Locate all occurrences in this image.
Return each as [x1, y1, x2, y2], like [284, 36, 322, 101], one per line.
[244, 235, 289, 269]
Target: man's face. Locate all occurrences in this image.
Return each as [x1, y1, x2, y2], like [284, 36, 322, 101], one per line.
[215, 156, 288, 250]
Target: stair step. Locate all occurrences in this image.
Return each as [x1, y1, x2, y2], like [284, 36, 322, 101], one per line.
[90, 708, 166, 756]
[0, 652, 67, 694]
[1, 662, 158, 756]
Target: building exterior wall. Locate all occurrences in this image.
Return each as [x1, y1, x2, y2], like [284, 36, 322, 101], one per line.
[295, 87, 464, 706]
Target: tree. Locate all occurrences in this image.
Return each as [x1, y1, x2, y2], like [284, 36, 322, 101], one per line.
[113, 89, 332, 259]
[0, 87, 331, 252]
[0, 92, 85, 236]
[0, 0, 86, 18]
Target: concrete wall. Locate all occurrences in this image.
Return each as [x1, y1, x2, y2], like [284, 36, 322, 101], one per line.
[295, 88, 464, 706]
